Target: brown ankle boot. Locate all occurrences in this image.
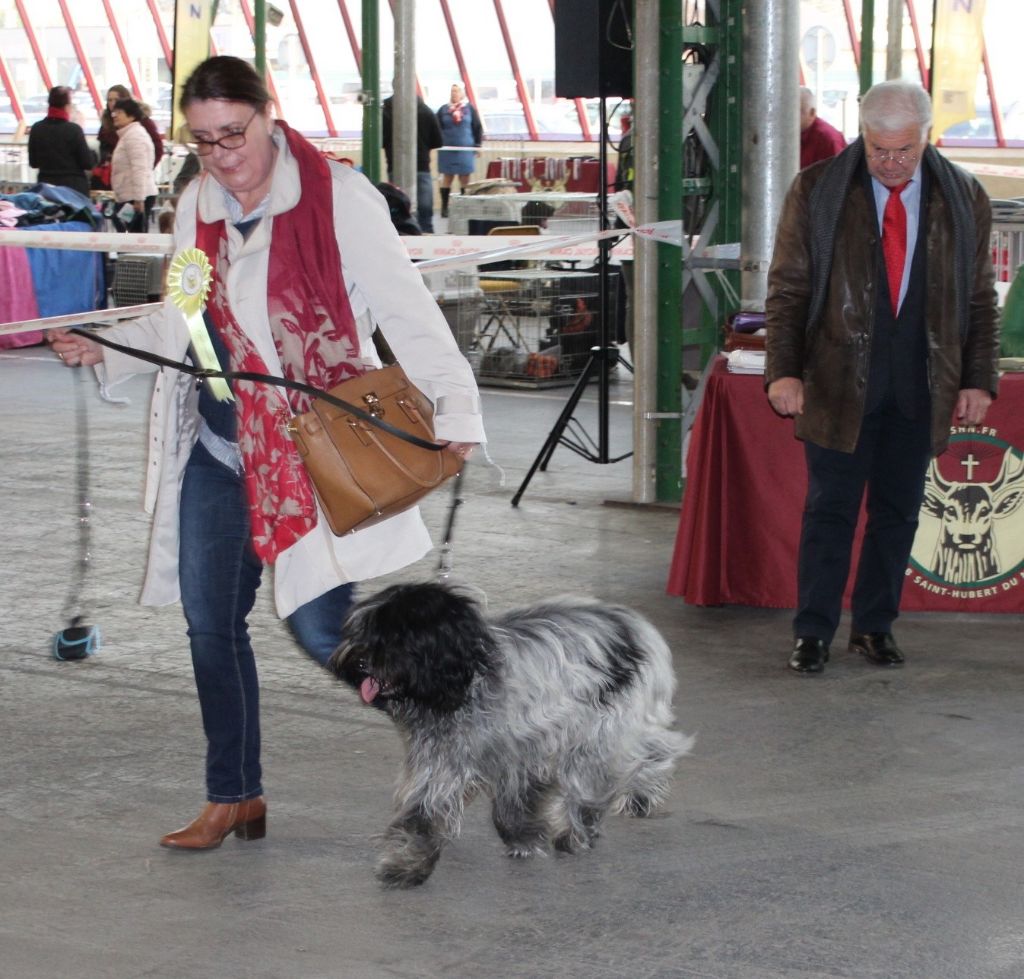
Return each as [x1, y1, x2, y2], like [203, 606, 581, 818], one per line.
[160, 797, 267, 850]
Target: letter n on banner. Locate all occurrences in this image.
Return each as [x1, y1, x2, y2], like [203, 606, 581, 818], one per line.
[931, 0, 988, 141]
[171, 0, 214, 143]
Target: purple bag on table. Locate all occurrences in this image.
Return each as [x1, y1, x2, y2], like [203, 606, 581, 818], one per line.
[730, 311, 766, 334]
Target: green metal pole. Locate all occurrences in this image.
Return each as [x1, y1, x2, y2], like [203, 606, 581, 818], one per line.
[860, 0, 875, 95]
[254, 0, 266, 79]
[361, 1, 381, 184]
[655, 4, 683, 503]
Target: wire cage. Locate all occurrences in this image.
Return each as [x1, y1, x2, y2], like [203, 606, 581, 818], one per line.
[990, 217, 1024, 284]
[110, 253, 166, 306]
[448, 191, 604, 237]
[455, 266, 620, 388]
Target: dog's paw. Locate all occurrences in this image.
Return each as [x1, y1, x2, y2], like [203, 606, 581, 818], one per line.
[551, 831, 594, 855]
[376, 856, 435, 889]
[505, 841, 546, 860]
[619, 793, 657, 818]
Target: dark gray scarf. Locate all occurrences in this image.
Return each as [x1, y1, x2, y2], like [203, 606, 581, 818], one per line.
[805, 137, 976, 339]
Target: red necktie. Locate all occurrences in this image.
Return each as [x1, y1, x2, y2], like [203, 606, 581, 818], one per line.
[882, 181, 910, 316]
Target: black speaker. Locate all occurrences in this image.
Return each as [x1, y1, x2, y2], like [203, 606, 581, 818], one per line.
[554, 0, 634, 99]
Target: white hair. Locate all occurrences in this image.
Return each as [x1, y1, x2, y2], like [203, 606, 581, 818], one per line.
[800, 86, 815, 111]
[860, 79, 932, 139]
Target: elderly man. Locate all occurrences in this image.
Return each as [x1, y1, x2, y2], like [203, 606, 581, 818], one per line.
[799, 86, 846, 169]
[766, 79, 999, 675]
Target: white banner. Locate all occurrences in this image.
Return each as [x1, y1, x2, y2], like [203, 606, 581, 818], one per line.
[0, 303, 161, 339]
[0, 223, 723, 340]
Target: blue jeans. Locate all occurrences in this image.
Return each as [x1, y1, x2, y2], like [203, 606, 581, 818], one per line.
[416, 171, 435, 233]
[179, 441, 354, 803]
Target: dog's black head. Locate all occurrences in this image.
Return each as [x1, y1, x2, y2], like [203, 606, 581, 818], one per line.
[328, 581, 495, 715]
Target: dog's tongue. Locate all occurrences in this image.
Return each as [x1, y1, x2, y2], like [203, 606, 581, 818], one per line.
[360, 676, 381, 704]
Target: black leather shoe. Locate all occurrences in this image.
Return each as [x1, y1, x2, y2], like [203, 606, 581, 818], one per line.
[788, 637, 829, 674]
[849, 631, 905, 667]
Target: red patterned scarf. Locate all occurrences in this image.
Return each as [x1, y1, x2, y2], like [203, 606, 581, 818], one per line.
[449, 99, 467, 125]
[47, 107, 71, 121]
[195, 121, 363, 563]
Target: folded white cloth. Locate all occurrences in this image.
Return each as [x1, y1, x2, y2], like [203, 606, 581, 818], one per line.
[726, 349, 766, 374]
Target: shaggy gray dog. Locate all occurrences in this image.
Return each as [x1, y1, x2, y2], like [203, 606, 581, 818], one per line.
[328, 581, 692, 888]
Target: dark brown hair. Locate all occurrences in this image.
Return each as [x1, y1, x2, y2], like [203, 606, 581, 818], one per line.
[47, 86, 72, 109]
[113, 98, 144, 121]
[179, 56, 272, 111]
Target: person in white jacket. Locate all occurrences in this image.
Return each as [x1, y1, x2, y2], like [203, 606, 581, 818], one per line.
[50, 56, 484, 851]
[109, 98, 158, 231]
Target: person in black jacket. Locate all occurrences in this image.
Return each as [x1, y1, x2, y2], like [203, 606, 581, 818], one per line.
[27, 87, 96, 198]
[382, 94, 443, 232]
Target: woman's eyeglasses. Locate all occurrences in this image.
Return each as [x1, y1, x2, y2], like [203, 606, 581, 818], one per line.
[187, 108, 260, 156]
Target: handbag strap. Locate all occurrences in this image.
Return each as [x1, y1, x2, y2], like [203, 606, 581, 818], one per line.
[71, 326, 446, 452]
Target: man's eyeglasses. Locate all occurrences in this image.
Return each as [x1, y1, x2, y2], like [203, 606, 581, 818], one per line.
[187, 108, 260, 156]
[867, 148, 918, 165]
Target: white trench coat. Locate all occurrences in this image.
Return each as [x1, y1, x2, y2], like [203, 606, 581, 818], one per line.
[98, 129, 485, 616]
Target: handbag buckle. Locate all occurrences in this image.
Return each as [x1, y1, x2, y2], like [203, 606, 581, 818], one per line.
[362, 391, 384, 418]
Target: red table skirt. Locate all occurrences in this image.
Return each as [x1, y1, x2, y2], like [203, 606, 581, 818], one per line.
[667, 358, 1024, 614]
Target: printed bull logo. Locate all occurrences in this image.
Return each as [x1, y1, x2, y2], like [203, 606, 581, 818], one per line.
[913, 443, 1024, 586]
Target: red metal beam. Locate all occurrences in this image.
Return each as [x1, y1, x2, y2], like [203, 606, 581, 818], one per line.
[101, 0, 143, 99]
[238, 0, 283, 117]
[546, 0, 591, 139]
[493, 0, 538, 140]
[147, 0, 173, 70]
[438, 0, 480, 113]
[905, 0, 928, 89]
[289, 0, 337, 135]
[0, 49, 22, 122]
[842, 0, 861, 68]
[982, 44, 1005, 147]
[336, 0, 362, 73]
[13, 0, 53, 93]
[56, 0, 103, 115]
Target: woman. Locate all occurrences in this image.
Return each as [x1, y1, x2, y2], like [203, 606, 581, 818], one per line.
[27, 86, 96, 197]
[109, 98, 158, 232]
[50, 56, 483, 851]
[436, 83, 483, 217]
[97, 84, 164, 176]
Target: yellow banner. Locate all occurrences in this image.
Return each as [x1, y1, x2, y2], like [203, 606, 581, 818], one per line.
[171, 0, 214, 143]
[932, 0, 988, 140]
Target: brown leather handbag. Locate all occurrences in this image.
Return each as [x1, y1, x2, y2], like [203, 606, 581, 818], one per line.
[286, 365, 462, 535]
[72, 330, 463, 536]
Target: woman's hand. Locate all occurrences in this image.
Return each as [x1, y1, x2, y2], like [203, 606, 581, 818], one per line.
[47, 329, 104, 367]
[444, 441, 478, 461]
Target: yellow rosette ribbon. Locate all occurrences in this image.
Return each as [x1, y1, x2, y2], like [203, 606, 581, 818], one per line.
[166, 248, 233, 402]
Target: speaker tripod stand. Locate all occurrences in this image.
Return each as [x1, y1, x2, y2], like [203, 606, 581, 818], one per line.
[510, 96, 631, 508]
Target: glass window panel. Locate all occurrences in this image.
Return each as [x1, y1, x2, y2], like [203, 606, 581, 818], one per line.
[415, 5, 461, 112]
[443, 0, 526, 138]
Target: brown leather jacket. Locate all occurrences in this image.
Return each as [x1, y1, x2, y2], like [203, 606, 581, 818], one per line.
[765, 141, 999, 455]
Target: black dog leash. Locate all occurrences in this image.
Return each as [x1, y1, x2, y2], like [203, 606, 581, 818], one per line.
[53, 365, 102, 660]
[437, 467, 465, 580]
[70, 325, 469, 575]
[69, 326, 446, 452]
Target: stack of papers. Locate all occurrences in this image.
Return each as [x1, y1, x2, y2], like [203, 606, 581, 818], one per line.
[726, 349, 766, 374]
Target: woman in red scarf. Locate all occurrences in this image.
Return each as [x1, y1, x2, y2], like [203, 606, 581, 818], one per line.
[436, 83, 484, 217]
[27, 87, 95, 197]
[50, 57, 484, 851]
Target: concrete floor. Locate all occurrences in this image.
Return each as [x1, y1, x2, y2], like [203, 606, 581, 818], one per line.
[2, 346, 1024, 979]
